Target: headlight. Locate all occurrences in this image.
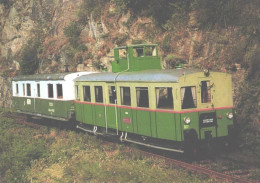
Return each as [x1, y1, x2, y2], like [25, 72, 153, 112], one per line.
[184, 116, 191, 124]
[227, 112, 233, 119]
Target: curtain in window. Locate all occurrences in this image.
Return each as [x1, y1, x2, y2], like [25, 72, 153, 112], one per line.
[136, 89, 141, 107]
[156, 88, 160, 108]
[181, 87, 185, 105]
[191, 87, 196, 107]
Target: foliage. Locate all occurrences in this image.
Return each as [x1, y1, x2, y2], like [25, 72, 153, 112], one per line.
[79, 0, 109, 22]
[63, 22, 82, 48]
[20, 39, 41, 75]
[236, 48, 260, 149]
[162, 34, 172, 53]
[114, 0, 191, 28]
[192, 0, 244, 29]
[0, 115, 48, 183]
[164, 54, 185, 69]
[0, 0, 13, 8]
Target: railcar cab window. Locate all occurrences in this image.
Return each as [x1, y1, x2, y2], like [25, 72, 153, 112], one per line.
[136, 87, 149, 108]
[75, 85, 79, 100]
[119, 48, 127, 59]
[155, 87, 173, 109]
[37, 83, 40, 97]
[23, 84, 25, 96]
[181, 86, 197, 109]
[145, 46, 157, 56]
[48, 84, 54, 98]
[133, 47, 144, 57]
[201, 81, 211, 103]
[121, 87, 131, 106]
[95, 86, 103, 103]
[83, 85, 91, 102]
[16, 83, 19, 95]
[109, 86, 117, 104]
[57, 84, 63, 99]
[26, 84, 31, 96]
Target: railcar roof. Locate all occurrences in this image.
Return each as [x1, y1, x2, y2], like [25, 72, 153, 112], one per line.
[114, 44, 158, 49]
[74, 69, 201, 83]
[12, 72, 94, 81]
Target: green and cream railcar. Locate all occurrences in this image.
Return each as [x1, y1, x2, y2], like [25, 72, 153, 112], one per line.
[12, 72, 94, 121]
[74, 69, 234, 152]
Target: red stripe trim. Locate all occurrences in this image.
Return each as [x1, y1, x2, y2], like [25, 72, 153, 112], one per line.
[74, 100, 233, 113]
[13, 96, 73, 102]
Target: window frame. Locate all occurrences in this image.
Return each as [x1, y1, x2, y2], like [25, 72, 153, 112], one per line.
[56, 84, 63, 99]
[37, 83, 40, 97]
[108, 85, 117, 104]
[201, 81, 211, 103]
[136, 87, 149, 108]
[155, 87, 174, 109]
[16, 83, 19, 95]
[75, 85, 80, 101]
[120, 86, 131, 106]
[181, 86, 197, 109]
[26, 83, 31, 97]
[83, 85, 91, 102]
[94, 86, 103, 103]
[23, 84, 25, 96]
[48, 84, 54, 98]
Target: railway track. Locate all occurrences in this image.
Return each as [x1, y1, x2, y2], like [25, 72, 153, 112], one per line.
[7, 112, 258, 183]
[139, 150, 256, 183]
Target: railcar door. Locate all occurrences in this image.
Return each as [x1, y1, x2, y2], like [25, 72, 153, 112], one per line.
[93, 86, 106, 128]
[135, 87, 151, 136]
[154, 87, 176, 140]
[106, 85, 117, 129]
[120, 86, 134, 133]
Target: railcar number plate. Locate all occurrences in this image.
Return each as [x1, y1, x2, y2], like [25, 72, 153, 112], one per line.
[123, 118, 131, 124]
[199, 112, 216, 128]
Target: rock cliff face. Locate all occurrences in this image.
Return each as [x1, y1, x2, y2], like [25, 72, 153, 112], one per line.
[0, 0, 245, 108]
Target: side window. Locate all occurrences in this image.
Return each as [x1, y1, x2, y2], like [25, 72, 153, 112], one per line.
[136, 87, 149, 108]
[95, 86, 103, 103]
[120, 87, 131, 106]
[23, 84, 25, 96]
[109, 86, 117, 104]
[181, 86, 197, 109]
[37, 83, 40, 97]
[133, 47, 144, 57]
[201, 81, 211, 103]
[83, 86, 91, 102]
[75, 85, 80, 100]
[48, 84, 54, 98]
[155, 87, 173, 109]
[119, 48, 127, 59]
[145, 46, 157, 56]
[57, 84, 63, 99]
[16, 83, 19, 95]
[26, 84, 31, 96]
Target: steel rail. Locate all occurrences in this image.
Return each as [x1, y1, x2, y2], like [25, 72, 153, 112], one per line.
[140, 151, 256, 183]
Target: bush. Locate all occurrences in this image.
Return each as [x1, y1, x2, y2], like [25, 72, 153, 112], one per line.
[192, 0, 243, 29]
[20, 39, 41, 75]
[0, 116, 48, 183]
[164, 54, 185, 69]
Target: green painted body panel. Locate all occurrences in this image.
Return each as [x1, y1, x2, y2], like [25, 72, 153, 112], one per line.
[155, 112, 176, 140]
[120, 108, 134, 133]
[216, 109, 233, 137]
[84, 104, 94, 125]
[112, 44, 161, 73]
[94, 105, 105, 127]
[135, 110, 151, 136]
[13, 97, 74, 120]
[106, 106, 117, 129]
